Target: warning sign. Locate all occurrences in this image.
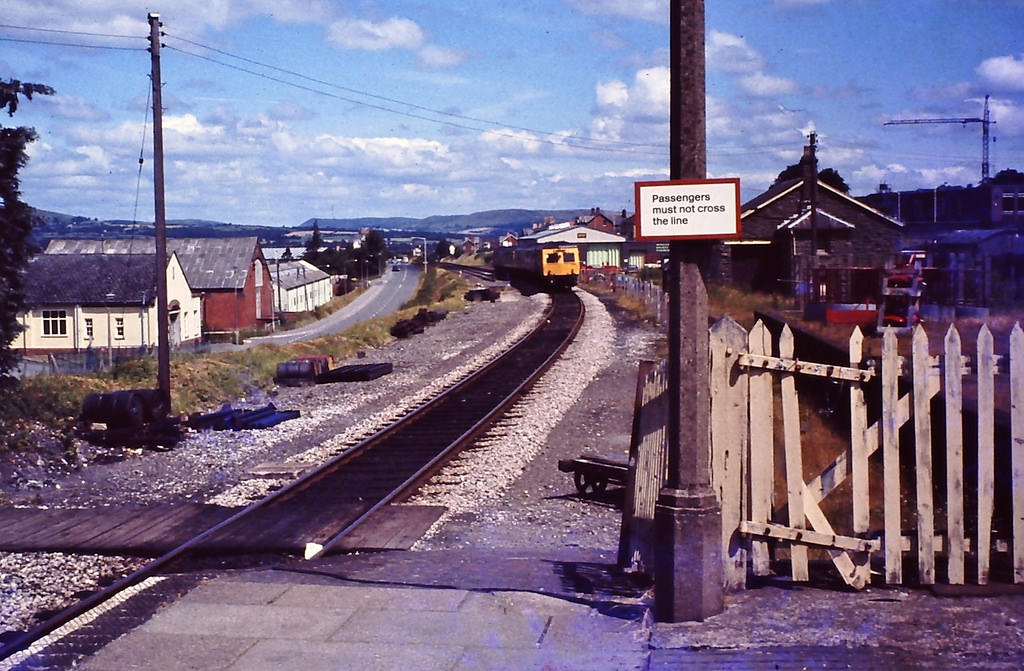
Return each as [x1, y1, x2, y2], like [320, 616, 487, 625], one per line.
[634, 178, 741, 241]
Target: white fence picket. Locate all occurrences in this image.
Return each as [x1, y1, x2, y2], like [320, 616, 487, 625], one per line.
[976, 325, 995, 585]
[913, 325, 936, 585]
[882, 328, 903, 584]
[710, 316, 749, 590]
[779, 325, 809, 582]
[944, 325, 965, 584]
[747, 320, 774, 576]
[849, 326, 869, 537]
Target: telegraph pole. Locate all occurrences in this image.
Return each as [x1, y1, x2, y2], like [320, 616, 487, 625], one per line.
[148, 13, 171, 406]
[653, 0, 724, 622]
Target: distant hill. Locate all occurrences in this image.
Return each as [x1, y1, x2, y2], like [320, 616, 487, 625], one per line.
[299, 208, 591, 235]
[30, 207, 597, 249]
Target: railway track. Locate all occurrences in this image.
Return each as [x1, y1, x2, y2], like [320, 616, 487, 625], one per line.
[0, 289, 584, 665]
[436, 261, 496, 282]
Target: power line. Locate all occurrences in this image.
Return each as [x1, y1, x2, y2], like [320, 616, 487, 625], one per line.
[0, 22, 146, 39]
[162, 43, 669, 157]
[0, 35, 144, 51]
[165, 32, 668, 153]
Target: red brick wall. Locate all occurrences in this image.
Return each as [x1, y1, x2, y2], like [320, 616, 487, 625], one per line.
[201, 256, 274, 333]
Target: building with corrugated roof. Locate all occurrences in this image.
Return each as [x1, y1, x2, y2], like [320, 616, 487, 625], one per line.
[269, 259, 333, 316]
[45, 237, 274, 342]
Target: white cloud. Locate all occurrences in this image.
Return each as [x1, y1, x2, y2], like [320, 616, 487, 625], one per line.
[977, 54, 1024, 91]
[562, 0, 666, 23]
[595, 80, 630, 108]
[918, 165, 974, 186]
[739, 72, 800, 97]
[327, 16, 424, 51]
[987, 97, 1024, 135]
[478, 129, 544, 154]
[707, 31, 765, 74]
[417, 44, 464, 69]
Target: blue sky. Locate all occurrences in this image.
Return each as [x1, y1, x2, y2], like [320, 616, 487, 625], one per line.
[2, 0, 1022, 228]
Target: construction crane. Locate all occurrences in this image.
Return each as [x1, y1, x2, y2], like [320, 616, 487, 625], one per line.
[884, 94, 995, 182]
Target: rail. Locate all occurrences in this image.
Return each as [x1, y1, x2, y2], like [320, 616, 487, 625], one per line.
[0, 289, 584, 664]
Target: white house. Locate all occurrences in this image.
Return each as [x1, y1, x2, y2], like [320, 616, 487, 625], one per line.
[14, 252, 201, 355]
[270, 259, 333, 315]
[518, 225, 626, 269]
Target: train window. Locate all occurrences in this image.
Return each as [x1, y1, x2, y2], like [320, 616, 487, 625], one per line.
[546, 252, 561, 263]
[563, 252, 575, 262]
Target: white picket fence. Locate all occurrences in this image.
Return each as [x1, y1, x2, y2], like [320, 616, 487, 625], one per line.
[620, 317, 1024, 590]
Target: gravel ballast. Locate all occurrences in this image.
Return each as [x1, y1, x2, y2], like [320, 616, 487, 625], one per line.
[1, 288, 656, 637]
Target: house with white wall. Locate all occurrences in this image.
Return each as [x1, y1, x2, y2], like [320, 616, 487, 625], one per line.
[270, 259, 333, 316]
[14, 252, 201, 355]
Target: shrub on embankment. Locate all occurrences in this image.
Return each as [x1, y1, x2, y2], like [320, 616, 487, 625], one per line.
[0, 268, 473, 453]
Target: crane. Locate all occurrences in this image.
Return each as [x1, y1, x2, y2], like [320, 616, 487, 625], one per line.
[884, 94, 995, 182]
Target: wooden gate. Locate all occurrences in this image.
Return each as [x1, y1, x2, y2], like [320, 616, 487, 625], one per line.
[619, 317, 1024, 590]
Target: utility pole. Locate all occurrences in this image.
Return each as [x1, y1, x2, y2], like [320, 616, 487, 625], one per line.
[654, 0, 723, 623]
[803, 131, 819, 304]
[148, 13, 171, 406]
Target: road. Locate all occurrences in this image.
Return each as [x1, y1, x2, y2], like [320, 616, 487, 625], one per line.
[237, 263, 421, 349]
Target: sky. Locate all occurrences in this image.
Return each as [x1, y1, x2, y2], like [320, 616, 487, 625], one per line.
[2, 0, 1023, 228]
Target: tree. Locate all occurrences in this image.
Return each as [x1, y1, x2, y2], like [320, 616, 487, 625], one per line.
[773, 163, 850, 193]
[0, 79, 54, 383]
[303, 220, 323, 260]
[435, 239, 454, 259]
[992, 168, 1024, 185]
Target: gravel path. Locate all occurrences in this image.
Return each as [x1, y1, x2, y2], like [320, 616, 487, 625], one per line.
[0, 287, 657, 638]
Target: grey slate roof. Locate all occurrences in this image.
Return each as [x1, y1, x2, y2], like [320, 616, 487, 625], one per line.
[24, 254, 158, 307]
[44, 237, 261, 291]
[270, 261, 330, 291]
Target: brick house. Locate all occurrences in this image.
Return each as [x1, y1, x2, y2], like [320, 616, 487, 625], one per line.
[45, 237, 274, 342]
[722, 178, 904, 298]
[576, 208, 616, 233]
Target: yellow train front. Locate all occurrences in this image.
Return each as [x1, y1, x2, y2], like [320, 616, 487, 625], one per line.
[493, 245, 581, 290]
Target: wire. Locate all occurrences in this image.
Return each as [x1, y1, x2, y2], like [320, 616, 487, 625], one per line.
[163, 43, 669, 157]
[127, 84, 152, 263]
[0, 35, 144, 51]
[0, 22, 146, 40]
[164, 32, 668, 152]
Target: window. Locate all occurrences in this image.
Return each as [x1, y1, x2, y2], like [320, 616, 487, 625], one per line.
[84, 318, 94, 339]
[114, 317, 125, 340]
[42, 310, 67, 336]
[547, 252, 561, 263]
[564, 252, 576, 262]
[1002, 193, 1021, 213]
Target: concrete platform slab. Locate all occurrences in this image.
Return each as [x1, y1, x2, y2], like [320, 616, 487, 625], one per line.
[228, 638, 464, 671]
[78, 632, 255, 671]
[140, 602, 355, 640]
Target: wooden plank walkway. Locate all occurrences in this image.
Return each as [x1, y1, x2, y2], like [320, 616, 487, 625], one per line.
[0, 503, 446, 556]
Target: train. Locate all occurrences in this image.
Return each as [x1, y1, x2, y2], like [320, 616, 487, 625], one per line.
[492, 244, 581, 290]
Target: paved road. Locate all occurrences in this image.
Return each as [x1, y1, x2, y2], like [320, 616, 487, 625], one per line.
[216, 264, 421, 351]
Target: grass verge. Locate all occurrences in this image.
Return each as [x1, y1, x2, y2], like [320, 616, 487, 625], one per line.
[0, 267, 476, 452]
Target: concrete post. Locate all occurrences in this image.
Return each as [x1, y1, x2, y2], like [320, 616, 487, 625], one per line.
[654, 0, 724, 622]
